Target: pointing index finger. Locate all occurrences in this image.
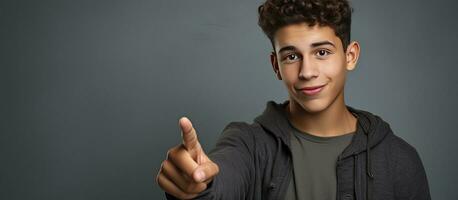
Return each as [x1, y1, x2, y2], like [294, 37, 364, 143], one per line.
[179, 117, 200, 151]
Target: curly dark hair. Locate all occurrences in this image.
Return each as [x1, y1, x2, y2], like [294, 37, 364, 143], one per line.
[258, 0, 353, 52]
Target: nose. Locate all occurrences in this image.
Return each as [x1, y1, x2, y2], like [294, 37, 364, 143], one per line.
[298, 57, 319, 80]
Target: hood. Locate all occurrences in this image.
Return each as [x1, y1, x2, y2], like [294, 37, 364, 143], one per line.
[254, 100, 393, 200]
[254, 99, 392, 156]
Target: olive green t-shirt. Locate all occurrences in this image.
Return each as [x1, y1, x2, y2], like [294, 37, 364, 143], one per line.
[284, 121, 355, 200]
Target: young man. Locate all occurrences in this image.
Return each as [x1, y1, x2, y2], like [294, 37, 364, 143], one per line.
[156, 0, 431, 199]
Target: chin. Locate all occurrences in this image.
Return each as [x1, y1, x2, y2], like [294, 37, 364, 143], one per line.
[293, 95, 331, 114]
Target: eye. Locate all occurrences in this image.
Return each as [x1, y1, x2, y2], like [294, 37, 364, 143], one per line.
[316, 49, 332, 57]
[287, 54, 298, 60]
[283, 53, 300, 63]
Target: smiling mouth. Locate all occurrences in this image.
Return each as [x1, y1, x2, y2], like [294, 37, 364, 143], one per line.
[300, 84, 325, 90]
[297, 84, 326, 96]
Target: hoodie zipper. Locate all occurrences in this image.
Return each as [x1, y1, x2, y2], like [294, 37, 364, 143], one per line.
[336, 155, 343, 200]
[273, 159, 292, 200]
[269, 136, 293, 200]
[336, 152, 358, 200]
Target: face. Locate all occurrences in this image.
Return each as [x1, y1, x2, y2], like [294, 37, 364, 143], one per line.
[270, 22, 360, 113]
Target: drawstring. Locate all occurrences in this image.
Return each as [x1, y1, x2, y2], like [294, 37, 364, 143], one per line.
[355, 112, 374, 200]
[365, 123, 374, 200]
[353, 154, 358, 200]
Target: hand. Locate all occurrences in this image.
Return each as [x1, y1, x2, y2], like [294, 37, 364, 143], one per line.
[156, 117, 220, 200]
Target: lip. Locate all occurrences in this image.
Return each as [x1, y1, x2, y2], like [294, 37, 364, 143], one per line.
[298, 84, 326, 96]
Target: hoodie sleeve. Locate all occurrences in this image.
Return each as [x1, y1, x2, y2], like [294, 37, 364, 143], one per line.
[165, 122, 256, 200]
[392, 135, 431, 200]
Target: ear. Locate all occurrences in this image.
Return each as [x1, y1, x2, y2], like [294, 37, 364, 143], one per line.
[270, 52, 282, 80]
[345, 41, 360, 71]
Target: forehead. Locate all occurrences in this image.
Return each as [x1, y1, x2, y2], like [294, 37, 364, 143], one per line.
[273, 23, 341, 52]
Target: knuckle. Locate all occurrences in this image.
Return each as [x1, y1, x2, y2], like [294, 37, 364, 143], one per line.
[166, 148, 175, 158]
[166, 146, 181, 160]
[159, 162, 168, 175]
[156, 173, 164, 189]
[161, 160, 174, 177]
[155, 173, 160, 185]
[166, 150, 172, 159]
[161, 159, 170, 168]
[155, 167, 164, 183]
[160, 160, 166, 169]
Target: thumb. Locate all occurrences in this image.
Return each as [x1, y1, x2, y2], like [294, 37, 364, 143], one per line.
[192, 158, 220, 183]
[179, 117, 201, 152]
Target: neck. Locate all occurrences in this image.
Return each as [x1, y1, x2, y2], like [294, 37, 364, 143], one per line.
[285, 92, 357, 137]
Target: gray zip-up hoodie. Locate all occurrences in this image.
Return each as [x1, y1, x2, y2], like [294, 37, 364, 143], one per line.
[165, 100, 431, 200]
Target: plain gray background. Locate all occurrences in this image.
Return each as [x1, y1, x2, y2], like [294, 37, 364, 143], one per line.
[1, 0, 457, 199]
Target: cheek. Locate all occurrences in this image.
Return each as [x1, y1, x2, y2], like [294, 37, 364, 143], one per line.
[320, 61, 348, 95]
[322, 67, 344, 79]
[320, 59, 347, 80]
[279, 65, 299, 85]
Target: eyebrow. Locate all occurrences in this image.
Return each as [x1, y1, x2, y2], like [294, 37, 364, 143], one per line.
[277, 40, 336, 54]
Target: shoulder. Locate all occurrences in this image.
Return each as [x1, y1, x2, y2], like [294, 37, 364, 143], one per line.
[384, 133, 427, 180]
[384, 133, 431, 198]
[217, 121, 277, 152]
[213, 121, 259, 153]
[386, 134, 423, 165]
[222, 121, 253, 133]
[218, 121, 255, 143]
[221, 121, 272, 139]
